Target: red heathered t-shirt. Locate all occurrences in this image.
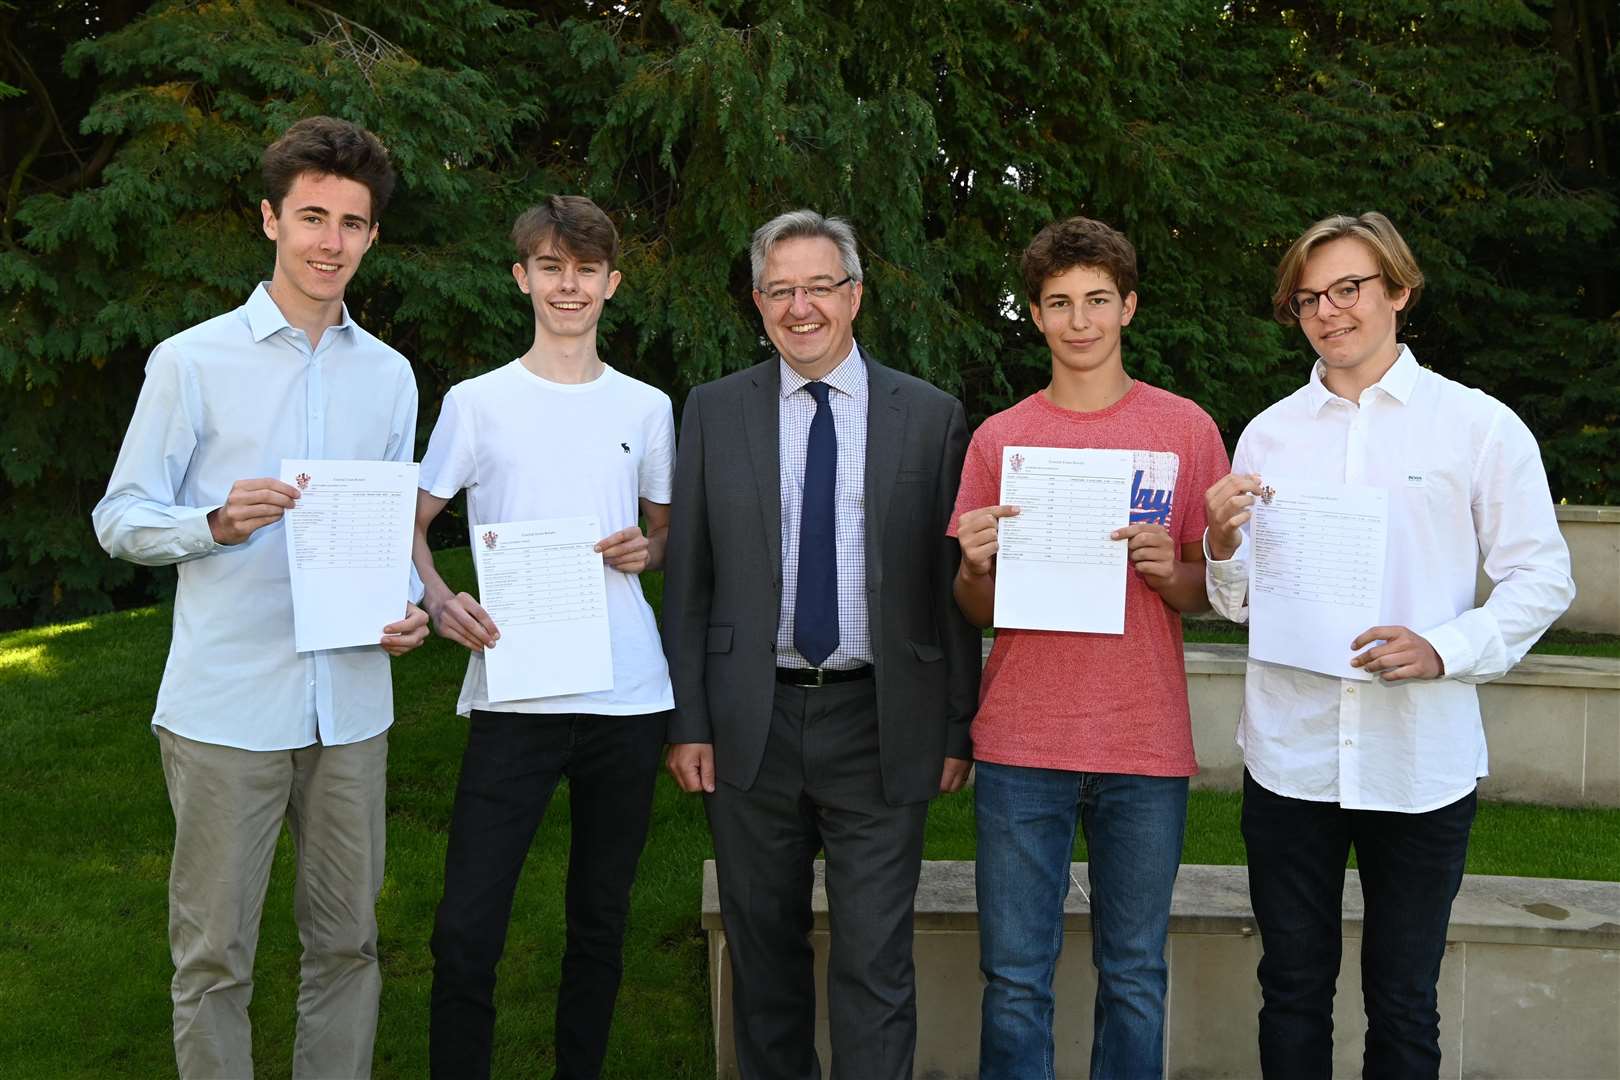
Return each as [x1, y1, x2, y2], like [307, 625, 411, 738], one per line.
[949, 383, 1231, 776]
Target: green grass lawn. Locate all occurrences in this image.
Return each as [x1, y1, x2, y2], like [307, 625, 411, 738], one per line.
[2, 548, 1615, 1077]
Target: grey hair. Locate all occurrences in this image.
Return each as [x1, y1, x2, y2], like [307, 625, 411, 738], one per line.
[749, 209, 863, 289]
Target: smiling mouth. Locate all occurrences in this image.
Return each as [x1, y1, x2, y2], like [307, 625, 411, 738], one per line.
[1322, 326, 1355, 339]
[552, 301, 587, 311]
[310, 261, 340, 272]
[789, 322, 822, 335]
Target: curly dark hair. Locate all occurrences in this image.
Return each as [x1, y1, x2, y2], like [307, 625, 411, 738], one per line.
[1021, 216, 1138, 302]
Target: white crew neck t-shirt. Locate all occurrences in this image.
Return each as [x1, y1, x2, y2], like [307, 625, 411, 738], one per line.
[420, 360, 676, 716]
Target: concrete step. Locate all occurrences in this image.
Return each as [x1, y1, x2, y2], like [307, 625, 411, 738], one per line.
[701, 860, 1620, 1079]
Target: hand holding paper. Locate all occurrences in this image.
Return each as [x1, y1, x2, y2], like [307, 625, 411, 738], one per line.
[280, 459, 418, 653]
[471, 516, 614, 702]
[992, 446, 1133, 633]
[1247, 478, 1390, 680]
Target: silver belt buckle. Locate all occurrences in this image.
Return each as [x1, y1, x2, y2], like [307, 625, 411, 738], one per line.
[808, 666, 827, 687]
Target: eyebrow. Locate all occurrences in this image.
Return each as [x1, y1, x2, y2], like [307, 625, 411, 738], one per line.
[1294, 272, 1375, 293]
[293, 204, 371, 227]
[1044, 288, 1115, 301]
[762, 272, 840, 288]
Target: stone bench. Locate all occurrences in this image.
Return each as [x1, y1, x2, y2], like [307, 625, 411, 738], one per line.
[701, 860, 1620, 1079]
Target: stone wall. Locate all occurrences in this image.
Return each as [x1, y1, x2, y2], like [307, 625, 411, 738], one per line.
[701, 862, 1620, 1079]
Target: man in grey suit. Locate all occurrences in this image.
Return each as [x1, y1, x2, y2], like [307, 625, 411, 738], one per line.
[663, 209, 980, 1079]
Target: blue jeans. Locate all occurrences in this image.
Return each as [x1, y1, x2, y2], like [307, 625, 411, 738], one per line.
[976, 762, 1189, 1080]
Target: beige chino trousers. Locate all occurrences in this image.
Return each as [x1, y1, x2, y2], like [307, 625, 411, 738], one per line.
[157, 727, 387, 1080]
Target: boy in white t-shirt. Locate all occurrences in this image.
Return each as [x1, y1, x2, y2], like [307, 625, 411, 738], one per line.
[412, 196, 675, 1079]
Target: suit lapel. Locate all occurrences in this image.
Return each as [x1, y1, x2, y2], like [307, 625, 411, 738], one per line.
[863, 357, 907, 595]
[742, 362, 782, 569]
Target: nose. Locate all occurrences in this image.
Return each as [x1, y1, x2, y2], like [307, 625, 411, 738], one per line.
[319, 221, 342, 251]
[1068, 303, 1091, 329]
[787, 287, 814, 317]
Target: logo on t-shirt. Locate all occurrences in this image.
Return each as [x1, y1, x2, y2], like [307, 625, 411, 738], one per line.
[621, 442, 631, 454]
[1129, 451, 1181, 527]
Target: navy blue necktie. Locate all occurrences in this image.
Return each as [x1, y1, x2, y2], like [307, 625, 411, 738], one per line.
[794, 381, 839, 667]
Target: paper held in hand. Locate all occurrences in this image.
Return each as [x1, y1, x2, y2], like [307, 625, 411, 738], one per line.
[471, 516, 614, 703]
[992, 445, 1133, 634]
[1246, 479, 1390, 680]
[280, 459, 418, 652]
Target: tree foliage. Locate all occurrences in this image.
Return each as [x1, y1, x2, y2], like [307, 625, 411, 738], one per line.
[1, 0, 1615, 624]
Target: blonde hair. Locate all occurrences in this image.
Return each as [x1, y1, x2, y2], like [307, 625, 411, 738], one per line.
[1272, 211, 1424, 327]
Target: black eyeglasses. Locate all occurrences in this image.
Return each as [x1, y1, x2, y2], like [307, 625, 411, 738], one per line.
[758, 277, 853, 304]
[1288, 273, 1382, 319]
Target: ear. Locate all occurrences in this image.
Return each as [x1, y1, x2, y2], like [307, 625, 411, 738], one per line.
[364, 222, 378, 253]
[1120, 290, 1138, 327]
[1389, 283, 1411, 312]
[261, 199, 278, 241]
[752, 288, 768, 319]
[512, 262, 530, 294]
[1029, 300, 1046, 333]
[604, 268, 622, 300]
[847, 280, 863, 321]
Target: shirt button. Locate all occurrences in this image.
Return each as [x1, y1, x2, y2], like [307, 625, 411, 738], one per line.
[308, 680, 316, 687]
[1345, 686, 1355, 695]
[1344, 738, 1353, 746]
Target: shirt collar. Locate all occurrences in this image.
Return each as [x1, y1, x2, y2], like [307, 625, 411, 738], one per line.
[1304, 343, 1420, 415]
[779, 341, 866, 400]
[245, 282, 356, 344]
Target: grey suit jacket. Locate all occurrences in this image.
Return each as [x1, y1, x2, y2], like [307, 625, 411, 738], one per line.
[662, 353, 980, 806]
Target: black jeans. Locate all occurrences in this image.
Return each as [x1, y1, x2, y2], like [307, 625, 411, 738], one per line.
[1241, 770, 1476, 1080]
[428, 709, 666, 1080]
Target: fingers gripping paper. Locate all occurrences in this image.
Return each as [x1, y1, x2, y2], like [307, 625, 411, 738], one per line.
[471, 516, 614, 702]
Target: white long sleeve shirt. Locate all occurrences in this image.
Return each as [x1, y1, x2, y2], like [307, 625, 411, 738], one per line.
[1205, 347, 1574, 811]
[93, 284, 420, 750]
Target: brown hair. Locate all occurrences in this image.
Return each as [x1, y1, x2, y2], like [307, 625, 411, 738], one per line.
[1272, 211, 1424, 327]
[260, 116, 395, 220]
[511, 195, 620, 269]
[1021, 216, 1139, 302]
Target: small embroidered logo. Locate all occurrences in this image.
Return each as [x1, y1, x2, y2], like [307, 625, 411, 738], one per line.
[1010, 452, 1024, 473]
[1259, 484, 1276, 505]
[295, 472, 311, 490]
[482, 530, 498, 550]
[621, 442, 630, 453]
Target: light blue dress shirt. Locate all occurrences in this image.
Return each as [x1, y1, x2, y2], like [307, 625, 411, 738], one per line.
[93, 283, 420, 750]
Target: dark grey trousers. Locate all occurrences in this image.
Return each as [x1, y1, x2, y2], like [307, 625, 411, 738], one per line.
[706, 678, 929, 1080]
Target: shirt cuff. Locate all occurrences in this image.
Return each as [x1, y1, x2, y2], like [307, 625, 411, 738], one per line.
[1420, 621, 1475, 681]
[180, 506, 223, 556]
[1202, 529, 1248, 581]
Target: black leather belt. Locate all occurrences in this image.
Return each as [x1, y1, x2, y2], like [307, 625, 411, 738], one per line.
[775, 664, 874, 687]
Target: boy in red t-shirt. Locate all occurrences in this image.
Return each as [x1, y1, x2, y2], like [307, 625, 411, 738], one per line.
[950, 217, 1230, 1079]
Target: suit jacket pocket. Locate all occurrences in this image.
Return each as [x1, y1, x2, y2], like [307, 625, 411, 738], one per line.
[707, 624, 735, 654]
[897, 468, 931, 484]
[908, 639, 944, 662]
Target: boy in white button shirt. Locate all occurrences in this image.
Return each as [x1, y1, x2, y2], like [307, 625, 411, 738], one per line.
[411, 195, 675, 1079]
[94, 117, 430, 1079]
[1203, 211, 1574, 1079]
